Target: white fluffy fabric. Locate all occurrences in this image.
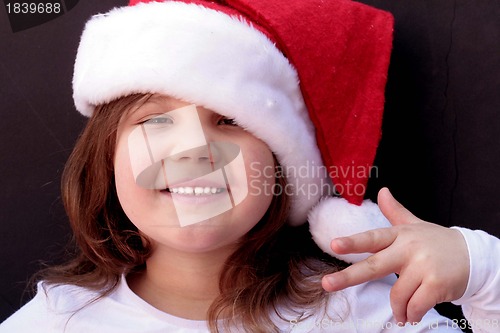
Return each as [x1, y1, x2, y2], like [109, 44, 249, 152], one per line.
[308, 197, 392, 263]
[73, 1, 325, 225]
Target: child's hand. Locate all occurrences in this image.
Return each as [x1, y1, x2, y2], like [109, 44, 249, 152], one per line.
[322, 188, 470, 325]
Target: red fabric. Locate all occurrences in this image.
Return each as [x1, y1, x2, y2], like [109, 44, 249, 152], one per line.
[129, 0, 394, 205]
[226, 0, 394, 205]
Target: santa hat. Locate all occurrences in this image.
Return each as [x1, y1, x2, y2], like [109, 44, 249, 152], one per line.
[72, 0, 394, 263]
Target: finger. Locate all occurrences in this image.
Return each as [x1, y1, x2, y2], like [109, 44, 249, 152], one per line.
[378, 188, 419, 226]
[323, 251, 401, 292]
[330, 226, 397, 255]
[390, 271, 422, 324]
[405, 284, 439, 324]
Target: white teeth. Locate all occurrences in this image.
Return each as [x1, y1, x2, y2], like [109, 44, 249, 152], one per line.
[167, 187, 223, 195]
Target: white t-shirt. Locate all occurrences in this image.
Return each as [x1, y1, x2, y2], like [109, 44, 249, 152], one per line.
[1, 228, 498, 332]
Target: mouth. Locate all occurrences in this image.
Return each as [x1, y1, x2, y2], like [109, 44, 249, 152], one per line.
[163, 186, 225, 196]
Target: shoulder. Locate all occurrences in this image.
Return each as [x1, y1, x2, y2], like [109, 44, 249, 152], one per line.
[0, 281, 100, 333]
[42, 281, 102, 310]
[1, 277, 212, 333]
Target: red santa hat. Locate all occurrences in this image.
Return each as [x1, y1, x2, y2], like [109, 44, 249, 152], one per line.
[72, 0, 394, 263]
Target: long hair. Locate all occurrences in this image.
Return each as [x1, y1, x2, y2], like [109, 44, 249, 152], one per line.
[208, 173, 346, 332]
[39, 94, 346, 332]
[38, 94, 152, 291]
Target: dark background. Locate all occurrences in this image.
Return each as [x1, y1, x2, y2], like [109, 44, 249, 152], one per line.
[1, 0, 499, 328]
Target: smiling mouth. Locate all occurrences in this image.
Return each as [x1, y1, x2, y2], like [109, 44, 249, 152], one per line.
[164, 186, 225, 195]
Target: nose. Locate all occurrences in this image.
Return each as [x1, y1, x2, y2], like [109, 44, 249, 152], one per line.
[170, 144, 213, 164]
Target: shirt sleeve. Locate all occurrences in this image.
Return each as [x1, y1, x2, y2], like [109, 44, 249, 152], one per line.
[451, 227, 500, 333]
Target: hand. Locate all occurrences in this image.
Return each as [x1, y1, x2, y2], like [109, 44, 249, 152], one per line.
[322, 188, 470, 325]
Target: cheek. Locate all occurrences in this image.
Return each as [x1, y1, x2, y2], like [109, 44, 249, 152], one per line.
[114, 137, 149, 223]
[114, 137, 133, 194]
[114, 145, 135, 214]
[245, 147, 276, 198]
[233, 145, 275, 226]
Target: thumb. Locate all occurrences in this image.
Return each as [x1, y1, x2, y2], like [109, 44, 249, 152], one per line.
[378, 187, 419, 226]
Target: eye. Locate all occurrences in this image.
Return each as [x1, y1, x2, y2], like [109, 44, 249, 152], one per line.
[142, 115, 173, 125]
[217, 117, 237, 126]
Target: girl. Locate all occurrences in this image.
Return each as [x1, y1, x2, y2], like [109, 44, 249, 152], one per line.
[1, 0, 498, 332]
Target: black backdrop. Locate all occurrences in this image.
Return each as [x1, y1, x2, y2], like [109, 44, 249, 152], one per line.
[1, 0, 499, 327]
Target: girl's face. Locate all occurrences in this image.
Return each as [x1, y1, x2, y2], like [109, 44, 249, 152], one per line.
[114, 95, 275, 253]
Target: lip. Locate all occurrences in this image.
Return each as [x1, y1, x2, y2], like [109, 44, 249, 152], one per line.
[164, 179, 228, 189]
[161, 189, 229, 206]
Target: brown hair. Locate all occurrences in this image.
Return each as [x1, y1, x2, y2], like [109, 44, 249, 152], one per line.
[39, 94, 345, 332]
[208, 173, 346, 332]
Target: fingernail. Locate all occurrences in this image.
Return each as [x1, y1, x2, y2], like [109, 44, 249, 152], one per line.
[335, 238, 346, 247]
[385, 188, 395, 200]
[331, 238, 347, 252]
[325, 276, 337, 289]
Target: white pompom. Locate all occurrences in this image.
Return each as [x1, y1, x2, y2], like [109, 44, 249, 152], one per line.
[308, 197, 391, 263]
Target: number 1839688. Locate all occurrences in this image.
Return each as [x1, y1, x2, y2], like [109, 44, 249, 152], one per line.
[6, 2, 61, 14]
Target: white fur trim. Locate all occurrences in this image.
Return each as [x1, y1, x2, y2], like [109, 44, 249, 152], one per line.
[73, 2, 326, 225]
[308, 197, 391, 263]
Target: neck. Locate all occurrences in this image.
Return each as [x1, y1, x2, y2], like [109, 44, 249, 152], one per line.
[128, 244, 234, 320]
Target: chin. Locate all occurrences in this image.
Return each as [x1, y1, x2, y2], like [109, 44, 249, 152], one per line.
[158, 222, 244, 253]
